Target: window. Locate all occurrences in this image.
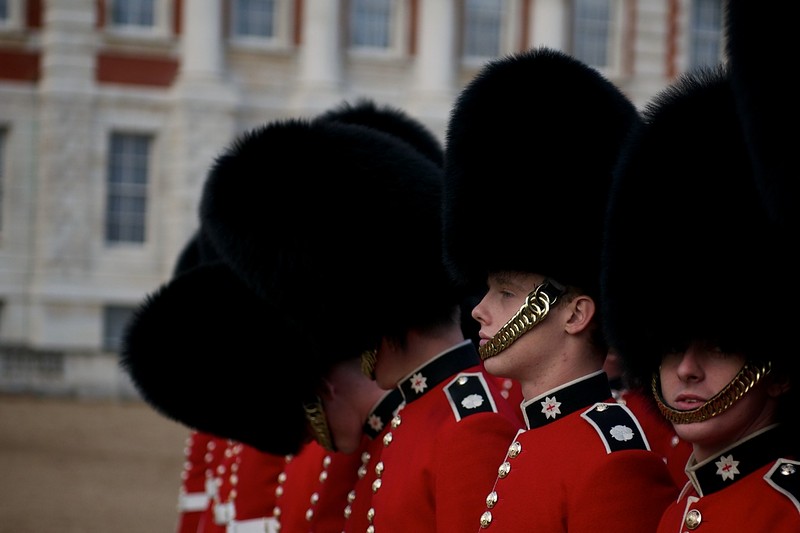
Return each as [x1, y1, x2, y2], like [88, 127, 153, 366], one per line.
[104, 0, 173, 39]
[349, 0, 392, 49]
[0, 0, 24, 30]
[105, 133, 150, 244]
[463, 0, 503, 59]
[232, 0, 277, 39]
[688, 0, 723, 69]
[103, 305, 137, 353]
[572, 0, 611, 68]
[459, 0, 521, 67]
[228, 0, 294, 49]
[110, 0, 155, 28]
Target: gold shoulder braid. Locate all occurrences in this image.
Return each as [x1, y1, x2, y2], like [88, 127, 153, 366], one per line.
[303, 397, 336, 451]
[479, 279, 566, 361]
[652, 360, 772, 424]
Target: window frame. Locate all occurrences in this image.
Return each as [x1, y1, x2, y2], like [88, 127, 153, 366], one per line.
[0, 0, 24, 31]
[104, 131, 152, 246]
[346, 0, 411, 60]
[228, 0, 295, 51]
[102, 305, 137, 353]
[104, 0, 173, 40]
[459, 0, 523, 68]
[569, 0, 628, 78]
[685, 0, 725, 70]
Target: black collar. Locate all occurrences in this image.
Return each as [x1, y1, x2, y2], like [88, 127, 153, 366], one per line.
[362, 388, 404, 439]
[688, 424, 788, 497]
[397, 340, 480, 403]
[522, 371, 612, 429]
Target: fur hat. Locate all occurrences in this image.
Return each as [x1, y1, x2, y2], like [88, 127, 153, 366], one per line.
[601, 66, 788, 386]
[315, 98, 444, 166]
[201, 118, 458, 359]
[725, 1, 798, 230]
[122, 104, 455, 455]
[120, 262, 316, 455]
[443, 47, 640, 299]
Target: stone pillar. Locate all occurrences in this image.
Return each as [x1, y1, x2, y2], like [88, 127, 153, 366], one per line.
[409, 0, 458, 139]
[292, 0, 344, 111]
[180, 0, 224, 81]
[530, 0, 569, 50]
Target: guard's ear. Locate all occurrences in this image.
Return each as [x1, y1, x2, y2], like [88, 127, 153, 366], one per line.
[564, 295, 596, 335]
[318, 377, 336, 401]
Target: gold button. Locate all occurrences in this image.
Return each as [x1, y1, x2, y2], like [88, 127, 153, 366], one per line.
[685, 509, 701, 530]
[383, 432, 393, 446]
[305, 508, 314, 521]
[367, 507, 375, 522]
[375, 461, 384, 476]
[498, 461, 511, 478]
[343, 505, 352, 519]
[391, 415, 402, 428]
[486, 491, 498, 508]
[508, 441, 521, 458]
[458, 376, 468, 385]
[372, 478, 382, 493]
[781, 463, 797, 475]
[347, 490, 356, 503]
[310, 492, 319, 504]
[480, 511, 493, 528]
[367, 527, 375, 533]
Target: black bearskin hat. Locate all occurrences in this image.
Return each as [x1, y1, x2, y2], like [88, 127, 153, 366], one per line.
[120, 261, 316, 455]
[122, 103, 455, 455]
[315, 98, 444, 166]
[601, 66, 789, 388]
[725, 0, 798, 231]
[201, 118, 457, 362]
[443, 47, 640, 299]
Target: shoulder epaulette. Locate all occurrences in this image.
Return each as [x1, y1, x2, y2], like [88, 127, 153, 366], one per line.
[764, 459, 800, 514]
[581, 402, 650, 453]
[444, 372, 499, 421]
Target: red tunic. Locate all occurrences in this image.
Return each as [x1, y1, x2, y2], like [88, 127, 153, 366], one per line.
[275, 440, 361, 532]
[198, 441, 286, 533]
[175, 431, 226, 533]
[657, 425, 800, 532]
[477, 371, 678, 532]
[342, 389, 405, 532]
[616, 386, 693, 489]
[362, 340, 523, 532]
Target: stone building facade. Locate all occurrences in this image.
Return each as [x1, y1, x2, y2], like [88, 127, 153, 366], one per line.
[0, 0, 724, 397]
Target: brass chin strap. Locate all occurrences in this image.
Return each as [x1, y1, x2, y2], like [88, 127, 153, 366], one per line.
[303, 397, 336, 452]
[652, 360, 772, 424]
[360, 348, 378, 380]
[478, 279, 566, 361]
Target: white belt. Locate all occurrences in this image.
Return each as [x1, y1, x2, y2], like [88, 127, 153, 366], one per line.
[177, 491, 210, 512]
[226, 517, 280, 533]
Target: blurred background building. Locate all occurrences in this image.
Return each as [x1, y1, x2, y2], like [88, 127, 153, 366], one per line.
[0, 0, 725, 398]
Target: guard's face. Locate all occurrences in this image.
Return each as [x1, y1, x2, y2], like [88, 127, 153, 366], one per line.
[658, 343, 773, 460]
[472, 271, 561, 381]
